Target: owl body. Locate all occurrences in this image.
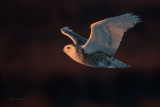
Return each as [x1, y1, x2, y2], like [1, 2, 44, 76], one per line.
[61, 13, 141, 68]
[64, 44, 129, 68]
[75, 46, 112, 67]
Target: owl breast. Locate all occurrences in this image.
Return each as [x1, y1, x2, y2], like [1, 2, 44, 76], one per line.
[75, 47, 113, 67]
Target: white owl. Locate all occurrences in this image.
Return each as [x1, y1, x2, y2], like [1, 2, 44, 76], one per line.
[61, 13, 141, 68]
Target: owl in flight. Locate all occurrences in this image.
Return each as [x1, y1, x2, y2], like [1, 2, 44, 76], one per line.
[61, 13, 141, 68]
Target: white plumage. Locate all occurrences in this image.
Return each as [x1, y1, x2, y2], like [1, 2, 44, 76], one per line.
[61, 13, 141, 68]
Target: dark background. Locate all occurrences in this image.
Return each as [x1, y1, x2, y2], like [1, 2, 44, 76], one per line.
[0, 0, 160, 107]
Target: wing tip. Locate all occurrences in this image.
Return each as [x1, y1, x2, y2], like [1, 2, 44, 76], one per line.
[118, 13, 142, 31]
[123, 13, 142, 23]
[61, 26, 73, 32]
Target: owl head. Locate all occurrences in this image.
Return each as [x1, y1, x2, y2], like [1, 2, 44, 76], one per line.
[63, 44, 80, 61]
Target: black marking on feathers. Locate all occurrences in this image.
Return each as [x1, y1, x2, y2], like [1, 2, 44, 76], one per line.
[75, 46, 113, 67]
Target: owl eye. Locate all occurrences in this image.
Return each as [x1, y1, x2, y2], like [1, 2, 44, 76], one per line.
[67, 47, 71, 50]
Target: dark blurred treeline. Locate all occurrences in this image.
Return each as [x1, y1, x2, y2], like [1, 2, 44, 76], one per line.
[0, 0, 160, 107]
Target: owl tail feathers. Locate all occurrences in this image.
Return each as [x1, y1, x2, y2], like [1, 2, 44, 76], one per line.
[109, 59, 131, 68]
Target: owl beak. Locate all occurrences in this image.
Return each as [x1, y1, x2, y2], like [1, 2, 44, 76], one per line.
[63, 46, 69, 53]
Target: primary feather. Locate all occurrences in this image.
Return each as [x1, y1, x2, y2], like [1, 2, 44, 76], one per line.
[61, 26, 87, 45]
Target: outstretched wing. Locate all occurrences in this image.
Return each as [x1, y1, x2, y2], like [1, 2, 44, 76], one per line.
[82, 13, 141, 56]
[61, 27, 87, 45]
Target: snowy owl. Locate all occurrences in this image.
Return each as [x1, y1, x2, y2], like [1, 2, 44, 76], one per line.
[61, 13, 141, 68]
